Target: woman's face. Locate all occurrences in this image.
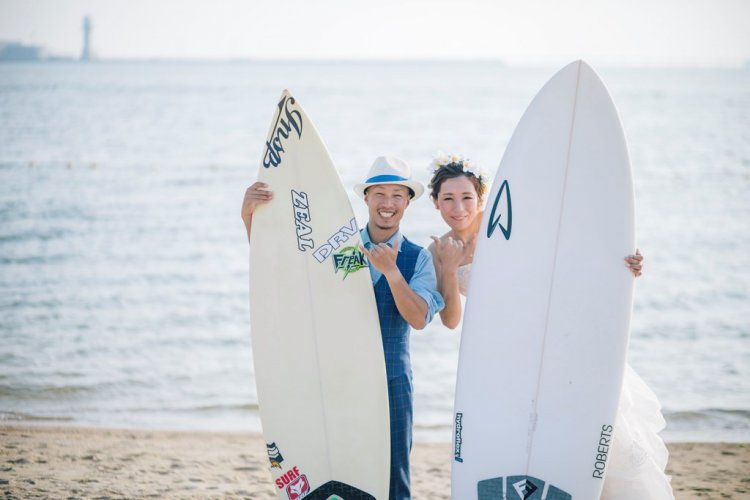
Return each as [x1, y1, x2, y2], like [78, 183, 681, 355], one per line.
[433, 175, 480, 232]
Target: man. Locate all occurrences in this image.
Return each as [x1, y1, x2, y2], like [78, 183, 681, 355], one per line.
[354, 156, 444, 500]
[241, 156, 443, 499]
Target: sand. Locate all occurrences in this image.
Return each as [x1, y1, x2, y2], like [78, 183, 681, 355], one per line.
[1, 425, 747, 499]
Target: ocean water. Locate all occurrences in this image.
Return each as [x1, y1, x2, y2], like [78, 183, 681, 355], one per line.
[0, 61, 748, 442]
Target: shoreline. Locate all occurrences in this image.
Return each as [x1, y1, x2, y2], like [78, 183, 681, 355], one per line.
[1, 425, 748, 499]
[5, 413, 747, 445]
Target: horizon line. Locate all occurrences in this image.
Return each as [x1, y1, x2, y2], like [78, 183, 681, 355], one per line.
[2, 57, 748, 70]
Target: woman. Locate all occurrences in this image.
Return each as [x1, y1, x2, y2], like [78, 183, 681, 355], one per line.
[428, 153, 674, 499]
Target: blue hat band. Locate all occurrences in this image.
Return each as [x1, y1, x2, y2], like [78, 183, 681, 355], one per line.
[365, 174, 410, 183]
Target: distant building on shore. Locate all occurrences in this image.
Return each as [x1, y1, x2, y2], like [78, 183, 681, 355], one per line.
[0, 42, 43, 61]
[81, 16, 92, 61]
[0, 15, 91, 62]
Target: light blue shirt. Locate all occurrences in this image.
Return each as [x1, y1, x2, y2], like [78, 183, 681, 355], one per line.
[361, 227, 445, 326]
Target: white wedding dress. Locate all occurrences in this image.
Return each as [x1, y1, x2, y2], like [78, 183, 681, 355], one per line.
[457, 264, 674, 499]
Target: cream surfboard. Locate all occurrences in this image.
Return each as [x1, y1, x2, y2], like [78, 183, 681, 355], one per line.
[249, 90, 389, 500]
[452, 61, 635, 499]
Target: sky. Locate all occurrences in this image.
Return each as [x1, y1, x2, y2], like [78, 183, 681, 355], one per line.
[0, 0, 749, 66]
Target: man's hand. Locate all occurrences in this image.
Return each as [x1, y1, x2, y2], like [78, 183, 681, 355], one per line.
[241, 181, 273, 243]
[362, 238, 428, 329]
[241, 181, 273, 223]
[361, 238, 400, 278]
[625, 249, 644, 278]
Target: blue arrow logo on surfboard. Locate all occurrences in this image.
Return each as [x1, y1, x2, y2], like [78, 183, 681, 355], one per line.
[487, 179, 512, 240]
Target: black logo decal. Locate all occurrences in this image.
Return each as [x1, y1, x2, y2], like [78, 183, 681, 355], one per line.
[266, 442, 284, 469]
[454, 412, 464, 462]
[291, 190, 314, 251]
[263, 95, 303, 168]
[512, 478, 538, 499]
[592, 424, 614, 479]
[487, 179, 512, 240]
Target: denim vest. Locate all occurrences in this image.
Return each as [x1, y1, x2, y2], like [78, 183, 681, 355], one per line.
[373, 236, 421, 381]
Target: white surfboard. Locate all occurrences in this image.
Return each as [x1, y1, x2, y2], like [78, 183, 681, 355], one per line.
[452, 61, 635, 499]
[249, 90, 389, 500]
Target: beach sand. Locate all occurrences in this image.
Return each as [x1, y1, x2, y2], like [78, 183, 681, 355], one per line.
[1, 425, 747, 499]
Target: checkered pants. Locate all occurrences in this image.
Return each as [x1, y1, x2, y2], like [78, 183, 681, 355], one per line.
[387, 373, 413, 500]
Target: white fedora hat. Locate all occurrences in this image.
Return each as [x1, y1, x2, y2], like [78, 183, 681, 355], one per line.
[353, 156, 424, 200]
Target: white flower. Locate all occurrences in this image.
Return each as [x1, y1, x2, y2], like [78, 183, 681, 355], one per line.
[429, 150, 451, 172]
[462, 161, 491, 187]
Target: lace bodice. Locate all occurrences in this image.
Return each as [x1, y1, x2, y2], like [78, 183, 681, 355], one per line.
[457, 264, 472, 296]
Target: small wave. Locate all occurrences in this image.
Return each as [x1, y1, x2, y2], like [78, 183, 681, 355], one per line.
[190, 403, 259, 412]
[0, 411, 74, 423]
[0, 384, 96, 399]
[0, 255, 68, 265]
[0, 380, 153, 400]
[112, 403, 260, 414]
[665, 408, 750, 430]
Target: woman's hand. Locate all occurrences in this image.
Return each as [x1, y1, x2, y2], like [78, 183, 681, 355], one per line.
[430, 234, 474, 330]
[625, 249, 644, 278]
[430, 235, 473, 271]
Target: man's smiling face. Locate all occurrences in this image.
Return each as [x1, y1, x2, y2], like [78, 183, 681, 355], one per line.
[364, 184, 411, 233]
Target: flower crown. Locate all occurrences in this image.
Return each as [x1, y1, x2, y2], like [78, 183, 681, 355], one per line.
[429, 151, 490, 187]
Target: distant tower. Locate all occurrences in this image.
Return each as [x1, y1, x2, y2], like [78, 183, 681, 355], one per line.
[81, 16, 92, 61]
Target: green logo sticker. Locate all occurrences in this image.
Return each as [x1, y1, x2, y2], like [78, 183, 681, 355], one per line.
[332, 246, 367, 279]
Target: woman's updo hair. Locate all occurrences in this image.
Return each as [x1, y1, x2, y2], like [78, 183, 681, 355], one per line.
[428, 156, 487, 201]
